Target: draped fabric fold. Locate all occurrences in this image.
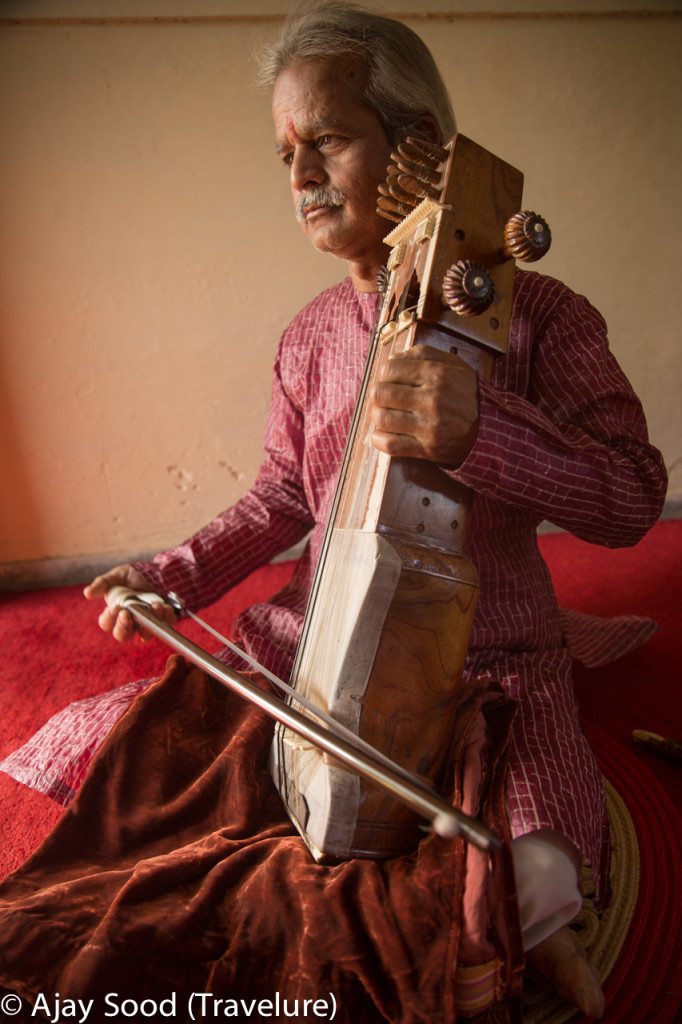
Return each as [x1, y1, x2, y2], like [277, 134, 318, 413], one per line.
[0, 656, 522, 1024]
[558, 608, 657, 668]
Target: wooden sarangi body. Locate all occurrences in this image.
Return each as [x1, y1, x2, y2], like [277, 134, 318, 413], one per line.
[270, 134, 550, 861]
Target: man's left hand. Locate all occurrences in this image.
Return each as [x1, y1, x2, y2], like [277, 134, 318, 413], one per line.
[370, 345, 479, 466]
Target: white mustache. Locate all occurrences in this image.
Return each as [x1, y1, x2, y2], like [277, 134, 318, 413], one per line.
[296, 187, 345, 222]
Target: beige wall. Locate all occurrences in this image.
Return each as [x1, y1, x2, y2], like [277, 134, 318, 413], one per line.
[1, 1, 680, 582]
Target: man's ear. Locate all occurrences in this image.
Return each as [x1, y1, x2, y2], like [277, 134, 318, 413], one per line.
[408, 113, 443, 145]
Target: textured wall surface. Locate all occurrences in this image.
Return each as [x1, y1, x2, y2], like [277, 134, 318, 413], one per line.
[1, 2, 680, 578]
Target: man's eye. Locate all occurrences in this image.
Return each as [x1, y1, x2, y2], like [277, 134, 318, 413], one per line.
[281, 153, 294, 166]
[316, 135, 336, 148]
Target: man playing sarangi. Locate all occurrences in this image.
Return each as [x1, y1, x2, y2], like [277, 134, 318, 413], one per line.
[0, 3, 667, 1020]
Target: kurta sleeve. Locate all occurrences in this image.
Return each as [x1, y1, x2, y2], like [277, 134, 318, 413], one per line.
[131, 344, 315, 611]
[451, 285, 667, 546]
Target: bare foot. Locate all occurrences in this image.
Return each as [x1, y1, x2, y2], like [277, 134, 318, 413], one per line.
[526, 925, 605, 1019]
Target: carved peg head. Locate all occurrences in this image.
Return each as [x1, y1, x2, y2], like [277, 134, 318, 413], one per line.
[440, 260, 493, 315]
[442, 260, 495, 316]
[503, 211, 551, 262]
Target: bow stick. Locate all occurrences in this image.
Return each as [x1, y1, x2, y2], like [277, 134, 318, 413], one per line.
[106, 587, 500, 852]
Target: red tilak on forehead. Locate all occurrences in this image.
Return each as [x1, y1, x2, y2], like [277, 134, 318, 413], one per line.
[285, 118, 302, 146]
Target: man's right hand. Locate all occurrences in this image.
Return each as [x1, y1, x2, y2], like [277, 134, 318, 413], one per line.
[84, 564, 177, 642]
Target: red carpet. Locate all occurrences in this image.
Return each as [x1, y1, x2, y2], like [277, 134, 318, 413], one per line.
[583, 723, 681, 1024]
[0, 521, 680, 1022]
[0, 561, 296, 874]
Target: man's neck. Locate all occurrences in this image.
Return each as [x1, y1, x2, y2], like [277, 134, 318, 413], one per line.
[348, 257, 383, 293]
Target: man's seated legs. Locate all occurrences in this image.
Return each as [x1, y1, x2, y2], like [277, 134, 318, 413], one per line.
[513, 829, 605, 1019]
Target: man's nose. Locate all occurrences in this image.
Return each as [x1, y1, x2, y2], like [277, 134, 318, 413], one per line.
[290, 146, 326, 192]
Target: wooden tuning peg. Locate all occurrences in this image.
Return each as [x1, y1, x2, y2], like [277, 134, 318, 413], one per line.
[395, 172, 441, 202]
[385, 173, 421, 207]
[377, 199, 410, 223]
[401, 137, 449, 167]
[503, 211, 551, 262]
[442, 260, 495, 316]
[376, 265, 390, 294]
[376, 137, 447, 223]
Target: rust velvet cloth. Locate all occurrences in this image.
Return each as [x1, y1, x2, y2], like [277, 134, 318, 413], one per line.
[0, 656, 520, 1024]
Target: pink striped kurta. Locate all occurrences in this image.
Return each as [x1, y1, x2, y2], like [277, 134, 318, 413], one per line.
[1, 270, 666, 905]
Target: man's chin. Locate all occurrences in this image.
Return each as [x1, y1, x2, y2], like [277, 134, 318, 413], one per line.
[302, 219, 346, 257]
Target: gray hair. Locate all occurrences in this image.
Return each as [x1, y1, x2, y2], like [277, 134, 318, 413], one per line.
[257, 1, 456, 146]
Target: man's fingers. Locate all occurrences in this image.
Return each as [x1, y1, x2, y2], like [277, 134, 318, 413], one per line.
[401, 344, 459, 363]
[372, 380, 420, 411]
[136, 604, 165, 641]
[84, 564, 150, 601]
[371, 428, 422, 459]
[160, 605, 178, 628]
[372, 405, 416, 435]
[112, 609, 137, 643]
[102, 600, 176, 643]
[98, 605, 118, 633]
[85, 564, 171, 644]
[98, 604, 138, 641]
[97, 605, 135, 642]
[379, 345, 465, 386]
[135, 604, 177, 642]
[150, 602, 177, 629]
[379, 356, 425, 386]
[84, 574, 109, 599]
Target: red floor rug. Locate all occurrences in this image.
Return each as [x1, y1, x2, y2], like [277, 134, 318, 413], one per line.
[581, 723, 681, 1024]
[0, 521, 680, 1022]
